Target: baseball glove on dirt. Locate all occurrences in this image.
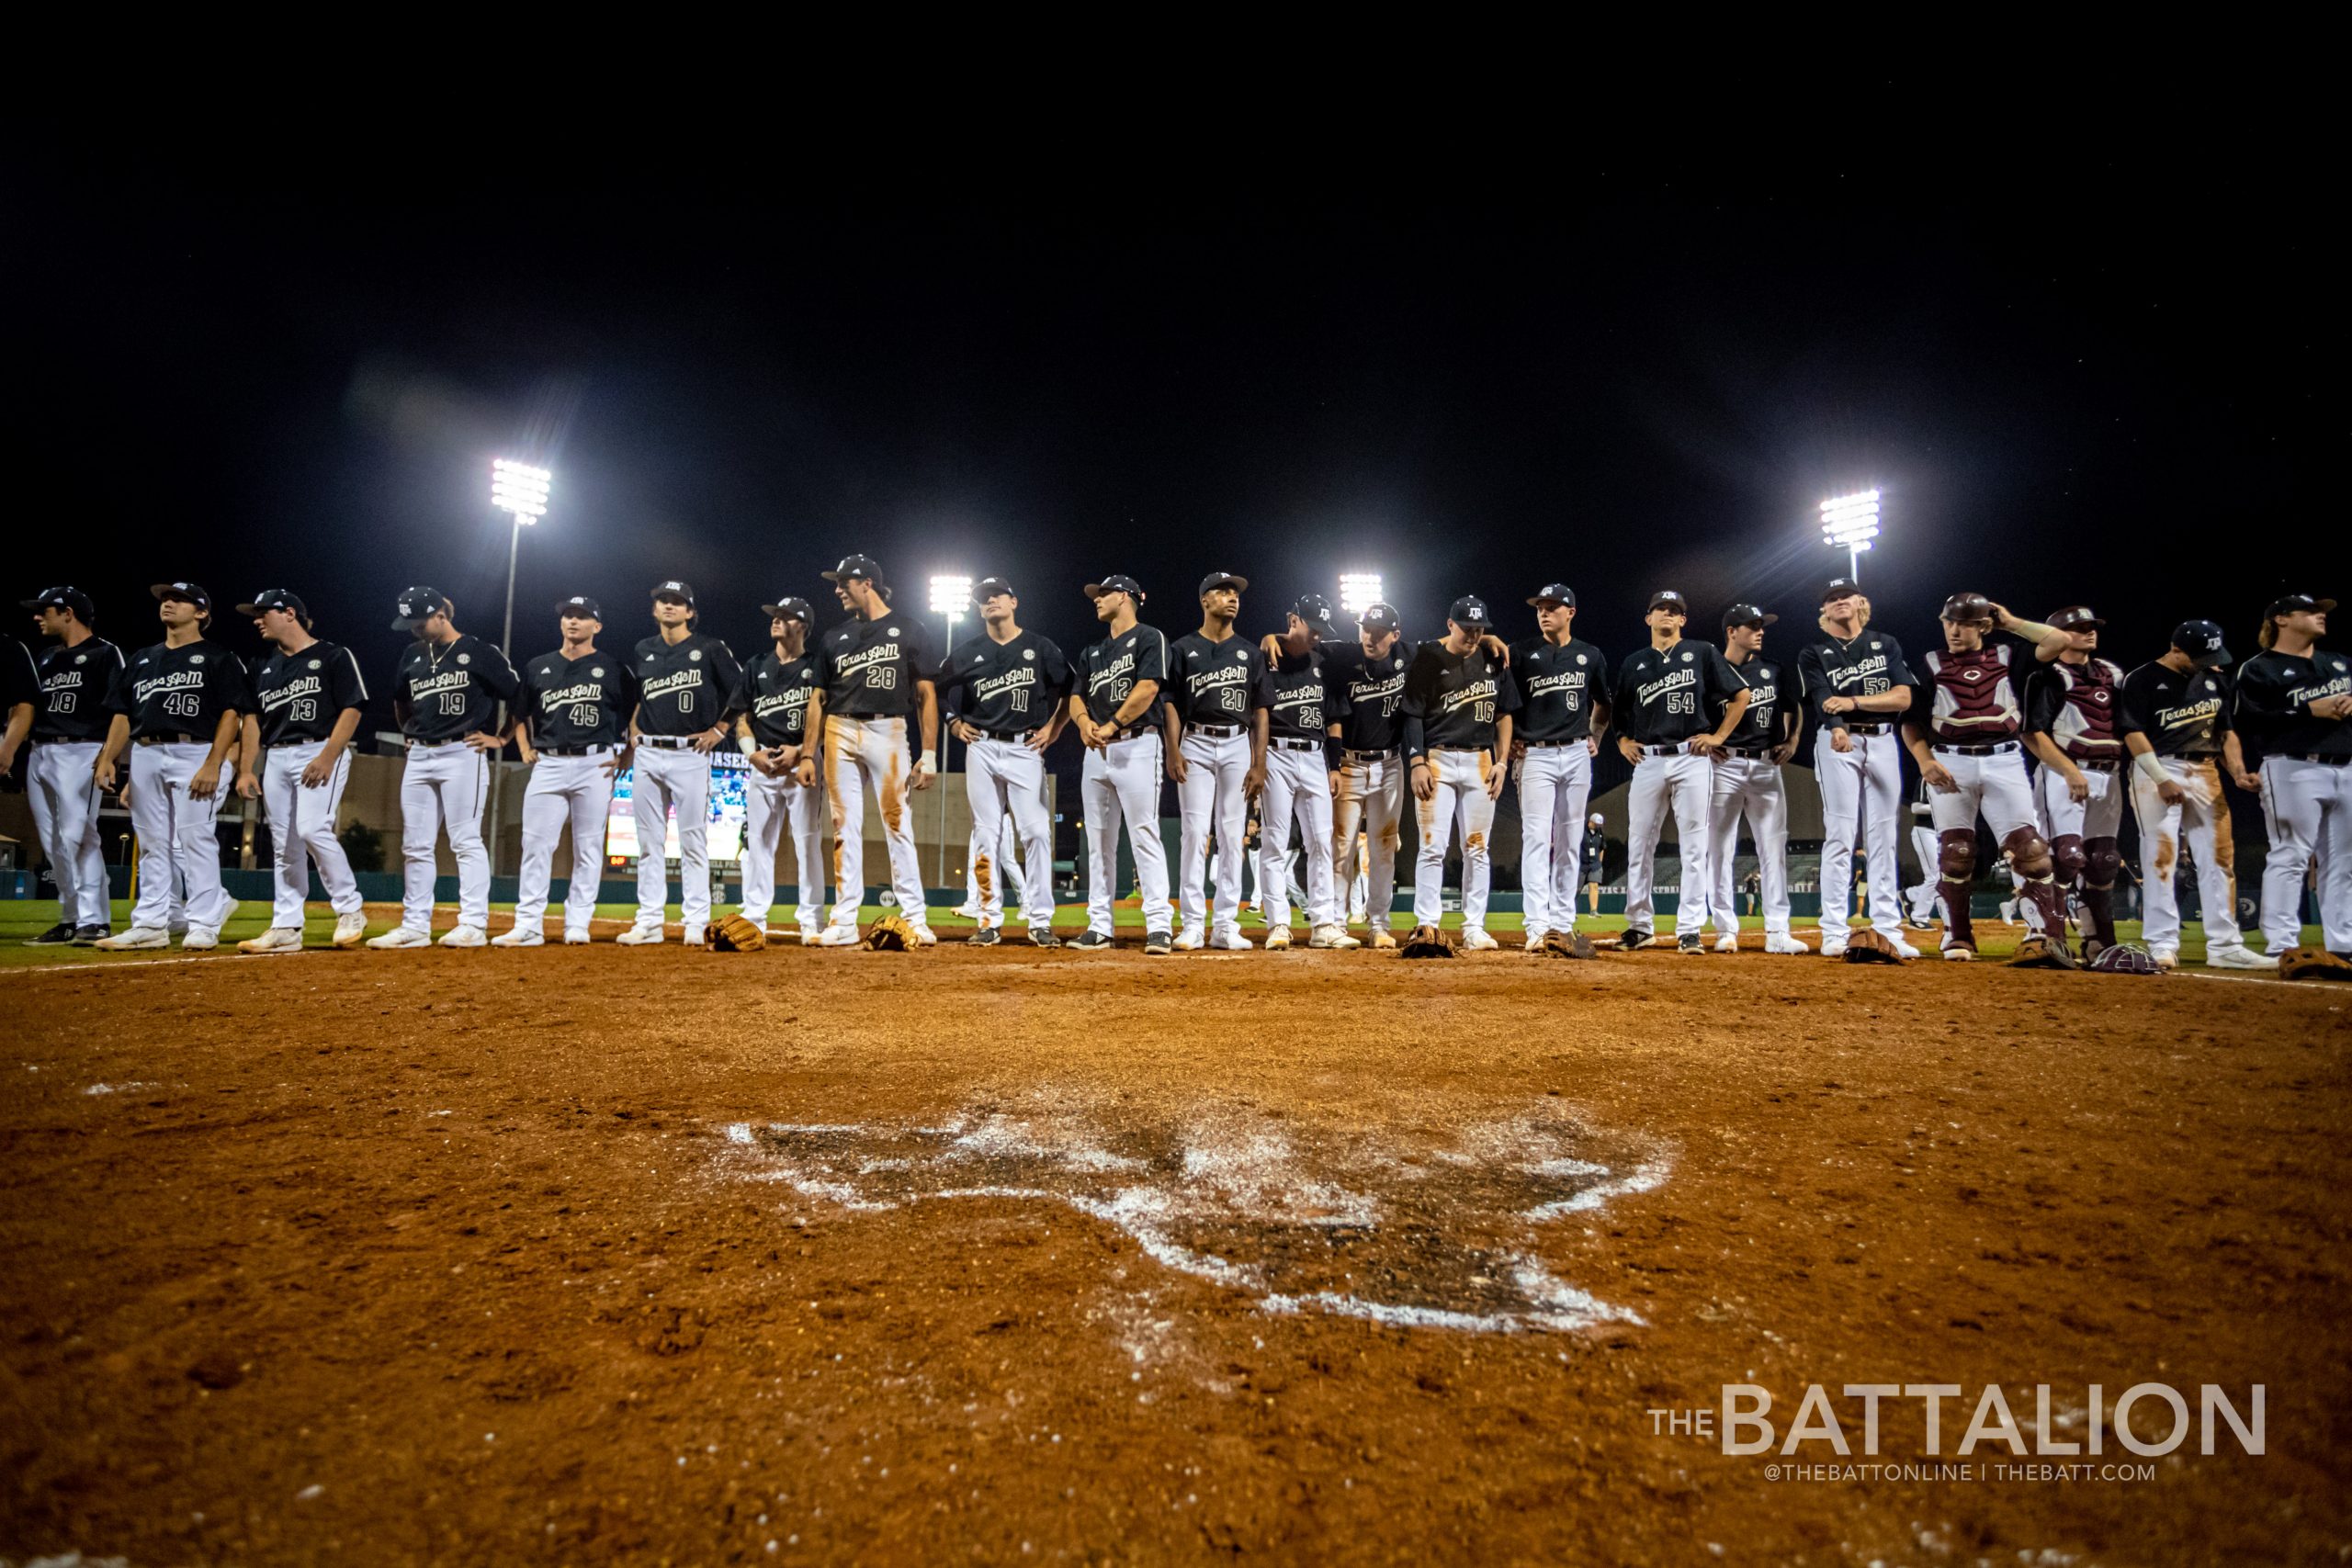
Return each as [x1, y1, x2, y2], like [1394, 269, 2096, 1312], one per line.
[1542, 930, 1600, 960]
[705, 913, 767, 953]
[2008, 934, 2078, 970]
[2280, 946, 2352, 981]
[2087, 942, 2161, 974]
[1841, 929, 1907, 964]
[864, 911, 917, 952]
[1399, 925, 1454, 959]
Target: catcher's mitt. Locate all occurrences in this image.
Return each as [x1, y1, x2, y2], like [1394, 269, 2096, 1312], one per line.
[2087, 942, 2160, 975]
[2280, 946, 2352, 981]
[1399, 924, 1454, 959]
[1542, 930, 1600, 960]
[864, 910, 917, 952]
[1841, 929, 1907, 964]
[2009, 934, 2078, 969]
[705, 913, 768, 953]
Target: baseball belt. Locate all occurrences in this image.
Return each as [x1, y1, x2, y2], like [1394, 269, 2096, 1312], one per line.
[1343, 749, 1395, 764]
[976, 728, 1041, 742]
[1190, 723, 1243, 739]
[406, 737, 466, 749]
[134, 732, 201, 746]
[1721, 745, 1777, 760]
[637, 735, 697, 750]
[1640, 742, 1691, 757]
[1932, 740, 2019, 756]
[1271, 737, 1318, 752]
[1841, 722, 1890, 735]
[1525, 739, 1585, 750]
[538, 744, 616, 757]
[2071, 757, 2122, 772]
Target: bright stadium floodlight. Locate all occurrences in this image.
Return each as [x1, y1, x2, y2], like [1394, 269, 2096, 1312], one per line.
[488, 457, 553, 883]
[1339, 572, 1385, 616]
[929, 574, 973, 617]
[1820, 490, 1882, 581]
[928, 573, 974, 884]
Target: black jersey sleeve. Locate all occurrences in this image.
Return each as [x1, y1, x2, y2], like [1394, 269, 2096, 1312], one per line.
[216, 650, 255, 715]
[708, 639, 747, 721]
[1494, 662, 1522, 716]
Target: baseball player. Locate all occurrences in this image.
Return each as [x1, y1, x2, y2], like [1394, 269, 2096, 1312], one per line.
[1904, 803, 1942, 928]
[931, 576, 1071, 948]
[619, 581, 743, 946]
[1796, 579, 1917, 956]
[2120, 619, 2271, 969]
[2023, 605, 2138, 962]
[12, 588, 121, 944]
[498, 595, 638, 947]
[1611, 591, 1748, 954]
[370, 588, 519, 949]
[1510, 583, 1611, 951]
[725, 595, 825, 944]
[1903, 594, 2075, 964]
[231, 590, 369, 953]
[1399, 595, 1521, 951]
[1256, 595, 1355, 949]
[91, 582, 250, 951]
[1582, 813, 1608, 918]
[2232, 593, 2349, 959]
[1705, 604, 1805, 954]
[796, 556, 937, 946]
[1068, 574, 1173, 953]
[1164, 572, 1265, 949]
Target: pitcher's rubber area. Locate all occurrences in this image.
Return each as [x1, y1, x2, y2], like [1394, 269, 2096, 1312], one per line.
[4, 945, 2347, 1563]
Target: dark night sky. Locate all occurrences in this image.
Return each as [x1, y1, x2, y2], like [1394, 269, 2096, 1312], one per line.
[6, 130, 2331, 764]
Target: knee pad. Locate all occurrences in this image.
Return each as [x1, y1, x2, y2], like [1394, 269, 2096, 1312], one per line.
[2049, 833, 2086, 883]
[1937, 829, 1977, 884]
[1999, 826, 2052, 877]
[2084, 836, 2121, 891]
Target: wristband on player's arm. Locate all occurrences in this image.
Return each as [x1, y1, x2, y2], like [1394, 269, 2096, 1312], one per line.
[1323, 735, 1346, 771]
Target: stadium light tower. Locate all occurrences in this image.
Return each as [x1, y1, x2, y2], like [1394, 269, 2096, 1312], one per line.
[1339, 572, 1385, 617]
[928, 573, 973, 886]
[1819, 490, 1882, 581]
[488, 458, 551, 876]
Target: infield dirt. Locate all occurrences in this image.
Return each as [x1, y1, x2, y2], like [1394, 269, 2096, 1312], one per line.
[5, 937, 2349, 1564]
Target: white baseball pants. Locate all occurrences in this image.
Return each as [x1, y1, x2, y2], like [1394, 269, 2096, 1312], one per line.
[964, 815, 1021, 920]
[399, 741, 490, 934]
[128, 741, 232, 932]
[262, 740, 361, 927]
[966, 738, 1054, 931]
[1411, 748, 1496, 931]
[1624, 749, 1712, 938]
[1922, 745, 2039, 925]
[28, 740, 107, 928]
[2034, 761, 2125, 843]
[632, 743, 713, 931]
[514, 750, 618, 934]
[2256, 756, 2351, 953]
[1707, 755, 1789, 937]
[1814, 728, 1905, 938]
[1177, 728, 1252, 935]
[739, 762, 825, 931]
[1260, 746, 1336, 930]
[1905, 826, 1941, 923]
[1082, 730, 1172, 936]
[822, 716, 927, 931]
[2131, 756, 2246, 953]
[1334, 751, 1405, 931]
[1517, 743, 1593, 938]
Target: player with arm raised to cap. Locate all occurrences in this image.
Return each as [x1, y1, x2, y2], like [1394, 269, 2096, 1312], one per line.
[1903, 593, 2075, 966]
[498, 596, 638, 947]
[231, 591, 368, 953]
[1611, 592, 1748, 955]
[2121, 619, 2271, 969]
[13, 588, 122, 944]
[1069, 575, 1173, 953]
[796, 556, 939, 947]
[2233, 593, 2351, 964]
[2023, 604, 2135, 964]
[619, 580, 745, 947]
[1510, 583, 1611, 954]
[1399, 595, 1521, 953]
[91, 582, 251, 950]
[1165, 572, 1264, 950]
[1329, 602, 1411, 948]
[1796, 578, 1917, 956]
[933, 576, 1072, 948]
[725, 595, 825, 946]
[1705, 604, 1806, 955]
[1256, 594, 1355, 950]
[372, 587, 520, 950]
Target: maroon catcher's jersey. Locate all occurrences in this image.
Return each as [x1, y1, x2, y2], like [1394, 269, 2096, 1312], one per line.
[2024, 656, 2133, 761]
[1917, 644, 2023, 743]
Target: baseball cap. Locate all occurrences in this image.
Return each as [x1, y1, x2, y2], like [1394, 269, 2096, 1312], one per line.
[1939, 592, 1995, 623]
[650, 580, 696, 608]
[1821, 576, 1862, 604]
[1291, 592, 1335, 629]
[1647, 591, 1690, 615]
[21, 585, 95, 621]
[2048, 604, 2105, 631]
[972, 576, 1016, 604]
[2171, 619, 2231, 668]
[234, 588, 309, 622]
[1525, 583, 1577, 609]
[1448, 595, 1491, 628]
[1722, 602, 1777, 629]
[760, 596, 813, 625]
[391, 586, 447, 630]
[556, 594, 604, 619]
[1084, 575, 1144, 602]
[1198, 571, 1249, 596]
[821, 554, 882, 584]
[152, 581, 213, 613]
[1588, 812, 1604, 827]
[1358, 602, 1401, 633]
[2265, 592, 2336, 618]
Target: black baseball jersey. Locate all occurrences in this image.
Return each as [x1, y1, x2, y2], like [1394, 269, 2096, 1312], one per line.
[248, 641, 368, 748]
[935, 630, 1072, 737]
[1258, 647, 1351, 743]
[2024, 657, 2134, 761]
[1325, 640, 1410, 753]
[1611, 640, 1747, 746]
[1168, 633, 1265, 727]
[734, 650, 818, 749]
[1720, 653, 1790, 749]
[2233, 648, 2352, 761]
[814, 612, 933, 720]
[1510, 637, 1611, 744]
[2120, 662, 2233, 759]
[1795, 628, 1916, 732]
[107, 638, 254, 739]
[392, 635, 520, 742]
[1074, 623, 1170, 729]
[1400, 640, 1521, 758]
[631, 631, 743, 738]
[520, 649, 637, 749]
[29, 637, 124, 741]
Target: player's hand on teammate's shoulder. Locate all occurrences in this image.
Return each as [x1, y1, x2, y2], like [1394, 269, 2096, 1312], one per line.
[1478, 634, 1509, 665]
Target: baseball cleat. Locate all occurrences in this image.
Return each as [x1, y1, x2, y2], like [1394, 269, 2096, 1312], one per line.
[237, 925, 305, 954]
[1460, 927, 1499, 952]
[1308, 924, 1361, 950]
[1144, 928, 1173, 955]
[95, 926, 171, 951]
[1172, 927, 1204, 952]
[178, 926, 221, 951]
[2148, 947, 2178, 971]
[1523, 931, 1548, 953]
[815, 925, 862, 947]
[907, 923, 938, 948]
[332, 911, 368, 948]
[1209, 928, 1253, 951]
[1263, 926, 1293, 951]
[797, 925, 822, 946]
[968, 926, 1001, 947]
[681, 924, 707, 947]
[1069, 930, 1113, 952]
[2204, 944, 2277, 970]
[616, 920, 667, 945]
[25, 923, 76, 946]
[1903, 915, 1938, 931]
[953, 902, 981, 920]
[1941, 942, 1977, 962]
[366, 926, 432, 950]
[73, 926, 112, 945]
[564, 928, 594, 945]
[1889, 937, 1922, 961]
[1818, 939, 1849, 959]
[1678, 933, 1706, 954]
[1763, 933, 1809, 954]
[1368, 929, 1397, 950]
[491, 925, 545, 947]
[2009, 934, 2077, 970]
[440, 924, 488, 948]
[1026, 927, 1062, 949]
[1998, 901, 2020, 924]
[1619, 928, 1656, 951]
[1713, 934, 1740, 953]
